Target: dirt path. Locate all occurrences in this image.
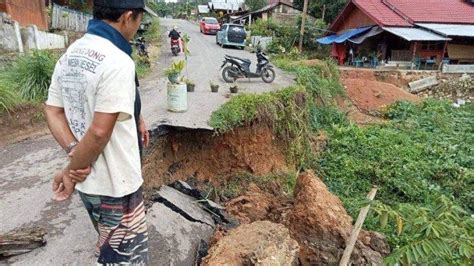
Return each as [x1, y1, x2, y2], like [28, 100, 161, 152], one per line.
[0, 18, 294, 265]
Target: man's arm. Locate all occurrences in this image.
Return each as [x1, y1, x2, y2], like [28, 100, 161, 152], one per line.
[66, 112, 119, 171]
[45, 105, 76, 150]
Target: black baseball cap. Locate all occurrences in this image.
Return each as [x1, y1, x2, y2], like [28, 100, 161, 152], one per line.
[94, 0, 158, 17]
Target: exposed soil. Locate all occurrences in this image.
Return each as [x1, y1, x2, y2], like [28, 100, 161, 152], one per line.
[142, 124, 289, 191]
[0, 104, 48, 146]
[225, 183, 293, 224]
[343, 78, 420, 114]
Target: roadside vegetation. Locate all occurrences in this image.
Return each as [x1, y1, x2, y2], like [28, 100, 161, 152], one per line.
[210, 55, 473, 264]
[0, 50, 59, 113]
[248, 18, 329, 58]
[134, 17, 161, 78]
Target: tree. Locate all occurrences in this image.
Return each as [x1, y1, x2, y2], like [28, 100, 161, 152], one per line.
[293, 0, 346, 24]
[245, 0, 267, 11]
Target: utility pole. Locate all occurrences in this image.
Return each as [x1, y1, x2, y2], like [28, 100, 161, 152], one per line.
[298, 0, 309, 52]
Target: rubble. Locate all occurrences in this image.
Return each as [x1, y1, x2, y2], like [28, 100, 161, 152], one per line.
[287, 171, 390, 265]
[147, 182, 230, 265]
[202, 221, 299, 266]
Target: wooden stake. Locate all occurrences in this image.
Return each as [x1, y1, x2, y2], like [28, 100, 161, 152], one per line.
[298, 0, 309, 52]
[339, 187, 378, 266]
[0, 227, 46, 258]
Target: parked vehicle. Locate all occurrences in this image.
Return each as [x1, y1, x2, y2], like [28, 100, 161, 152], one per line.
[216, 24, 246, 49]
[136, 37, 149, 58]
[220, 48, 275, 83]
[171, 39, 180, 56]
[200, 17, 221, 35]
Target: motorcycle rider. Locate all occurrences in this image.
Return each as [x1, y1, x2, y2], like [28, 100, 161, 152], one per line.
[168, 26, 181, 52]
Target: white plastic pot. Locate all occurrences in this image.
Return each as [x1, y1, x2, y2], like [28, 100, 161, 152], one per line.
[167, 82, 188, 112]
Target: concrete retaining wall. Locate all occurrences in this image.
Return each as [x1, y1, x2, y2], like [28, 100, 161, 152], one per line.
[0, 13, 22, 53]
[21, 25, 66, 50]
[0, 13, 66, 52]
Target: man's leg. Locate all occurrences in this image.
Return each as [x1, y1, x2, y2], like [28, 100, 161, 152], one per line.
[79, 192, 103, 257]
[97, 187, 149, 265]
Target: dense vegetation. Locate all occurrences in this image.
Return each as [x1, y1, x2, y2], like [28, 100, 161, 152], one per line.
[293, 0, 347, 24]
[210, 57, 473, 265]
[248, 18, 329, 57]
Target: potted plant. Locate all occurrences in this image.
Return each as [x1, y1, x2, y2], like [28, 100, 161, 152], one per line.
[184, 79, 195, 92]
[229, 81, 239, 93]
[165, 60, 185, 84]
[210, 81, 219, 93]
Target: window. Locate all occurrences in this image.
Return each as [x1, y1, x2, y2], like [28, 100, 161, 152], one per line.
[421, 42, 444, 51]
[204, 18, 218, 24]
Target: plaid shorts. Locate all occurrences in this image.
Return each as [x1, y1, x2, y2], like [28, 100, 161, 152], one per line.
[79, 187, 149, 265]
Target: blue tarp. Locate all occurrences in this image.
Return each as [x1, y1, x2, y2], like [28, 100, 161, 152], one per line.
[317, 26, 372, 44]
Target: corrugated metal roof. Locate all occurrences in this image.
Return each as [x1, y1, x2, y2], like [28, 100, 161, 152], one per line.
[382, 27, 451, 41]
[416, 23, 474, 37]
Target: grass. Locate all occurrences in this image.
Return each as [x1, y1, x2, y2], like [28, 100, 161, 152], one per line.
[318, 100, 473, 264]
[4, 50, 59, 102]
[0, 50, 58, 113]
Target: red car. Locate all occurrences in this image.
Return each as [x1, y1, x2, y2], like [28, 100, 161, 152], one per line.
[200, 17, 221, 35]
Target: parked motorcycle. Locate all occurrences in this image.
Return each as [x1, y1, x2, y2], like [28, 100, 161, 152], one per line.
[220, 49, 275, 83]
[136, 37, 149, 58]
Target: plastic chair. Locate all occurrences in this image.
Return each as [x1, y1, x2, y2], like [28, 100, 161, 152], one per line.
[412, 57, 422, 70]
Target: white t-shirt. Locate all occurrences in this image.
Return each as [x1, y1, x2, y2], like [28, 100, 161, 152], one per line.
[46, 33, 142, 198]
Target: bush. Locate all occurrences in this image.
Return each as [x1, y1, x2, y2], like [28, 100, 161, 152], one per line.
[3, 50, 58, 102]
[373, 196, 473, 265]
[0, 77, 21, 112]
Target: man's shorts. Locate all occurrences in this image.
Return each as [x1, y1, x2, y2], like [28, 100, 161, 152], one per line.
[79, 187, 149, 265]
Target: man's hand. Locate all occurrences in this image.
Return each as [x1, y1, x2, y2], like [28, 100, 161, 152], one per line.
[139, 115, 150, 148]
[68, 149, 92, 183]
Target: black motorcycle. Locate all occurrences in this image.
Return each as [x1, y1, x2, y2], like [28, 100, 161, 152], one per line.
[220, 49, 276, 83]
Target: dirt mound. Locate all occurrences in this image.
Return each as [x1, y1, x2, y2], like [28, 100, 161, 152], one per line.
[143, 124, 288, 190]
[287, 171, 390, 265]
[343, 78, 419, 113]
[225, 183, 292, 224]
[202, 221, 299, 266]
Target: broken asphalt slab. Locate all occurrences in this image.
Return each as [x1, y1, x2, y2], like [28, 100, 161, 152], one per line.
[2, 181, 222, 265]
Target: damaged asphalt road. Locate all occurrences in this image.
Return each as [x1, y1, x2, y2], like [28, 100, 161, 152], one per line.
[0, 141, 221, 266]
[0, 18, 291, 265]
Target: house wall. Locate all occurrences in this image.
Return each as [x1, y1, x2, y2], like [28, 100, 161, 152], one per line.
[411, 42, 445, 62]
[335, 7, 376, 33]
[2, 0, 48, 30]
[266, 4, 306, 25]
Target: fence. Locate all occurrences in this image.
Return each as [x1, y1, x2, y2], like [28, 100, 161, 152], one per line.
[51, 4, 92, 32]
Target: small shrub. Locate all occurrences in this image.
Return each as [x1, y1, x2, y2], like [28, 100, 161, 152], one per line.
[3, 50, 58, 102]
[0, 77, 21, 112]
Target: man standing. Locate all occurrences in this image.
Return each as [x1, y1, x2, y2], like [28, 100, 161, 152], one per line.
[45, 0, 154, 264]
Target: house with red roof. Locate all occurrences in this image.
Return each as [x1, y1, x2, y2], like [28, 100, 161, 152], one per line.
[318, 0, 474, 68]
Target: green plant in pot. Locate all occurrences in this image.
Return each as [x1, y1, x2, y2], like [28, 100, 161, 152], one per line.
[184, 78, 195, 92]
[165, 60, 185, 84]
[210, 80, 219, 93]
[229, 81, 239, 93]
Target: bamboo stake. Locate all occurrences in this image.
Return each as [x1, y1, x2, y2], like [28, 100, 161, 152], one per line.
[339, 186, 378, 266]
